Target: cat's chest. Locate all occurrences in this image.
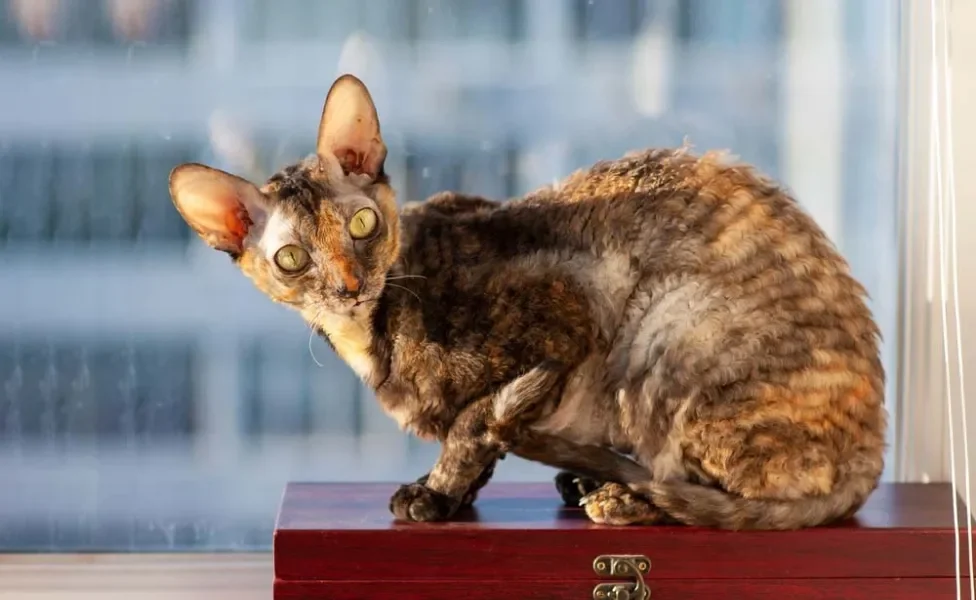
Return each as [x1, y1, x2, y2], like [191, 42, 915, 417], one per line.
[303, 310, 376, 383]
[373, 382, 453, 442]
[376, 337, 491, 440]
[373, 385, 438, 439]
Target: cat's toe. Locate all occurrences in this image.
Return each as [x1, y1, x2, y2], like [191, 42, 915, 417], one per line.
[389, 483, 457, 522]
[580, 482, 666, 526]
[554, 471, 601, 507]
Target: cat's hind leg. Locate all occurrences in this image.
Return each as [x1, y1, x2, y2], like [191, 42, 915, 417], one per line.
[506, 432, 652, 507]
[580, 482, 673, 525]
[554, 471, 602, 507]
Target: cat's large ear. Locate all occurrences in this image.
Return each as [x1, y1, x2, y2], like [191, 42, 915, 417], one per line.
[168, 163, 268, 255]
[316, 74, 387, 181]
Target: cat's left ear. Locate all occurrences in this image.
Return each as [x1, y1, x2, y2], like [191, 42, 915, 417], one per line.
[168, 163, 268, 256]
[316, 74, 387, 181]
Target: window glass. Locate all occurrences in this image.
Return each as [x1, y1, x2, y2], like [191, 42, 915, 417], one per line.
[0, 0, 901, 550]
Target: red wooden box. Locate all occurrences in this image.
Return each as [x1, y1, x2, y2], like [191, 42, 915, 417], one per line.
[274, 482, 975, 599]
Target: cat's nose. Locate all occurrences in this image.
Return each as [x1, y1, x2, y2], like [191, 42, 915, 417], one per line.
[338, 274, 364, 298]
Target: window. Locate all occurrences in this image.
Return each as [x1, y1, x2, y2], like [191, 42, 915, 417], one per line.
[0, 340, 195, 443]
[572, 0, 646, 42]
[0, 0, 190, 50]
[1, 0, 920, 564]
[0, 142, 194, 243]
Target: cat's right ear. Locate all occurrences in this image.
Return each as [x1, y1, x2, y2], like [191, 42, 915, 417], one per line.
[168, 163, 268, 256]
[316, 74, 387, 181]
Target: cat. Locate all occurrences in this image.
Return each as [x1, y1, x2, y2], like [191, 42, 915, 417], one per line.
[168, 73, 887, 530]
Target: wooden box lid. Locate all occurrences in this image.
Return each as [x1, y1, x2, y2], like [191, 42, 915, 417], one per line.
[274, 482, 975, 599]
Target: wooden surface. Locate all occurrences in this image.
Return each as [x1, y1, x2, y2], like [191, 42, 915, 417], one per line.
[277, 481, 968, 530]
[274, 578, 961, 600]
[275, 482, 975, 585]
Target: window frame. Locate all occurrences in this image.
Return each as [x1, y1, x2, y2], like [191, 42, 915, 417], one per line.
[892, 0, 934, 483]
[893, 0, 958, 486]
[893, 0, 976, 525]
[0, 553, 271, 599]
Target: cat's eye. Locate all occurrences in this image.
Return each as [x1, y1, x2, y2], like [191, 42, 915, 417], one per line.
[274, 245, 310, 273]
[349, 208, 378, 239]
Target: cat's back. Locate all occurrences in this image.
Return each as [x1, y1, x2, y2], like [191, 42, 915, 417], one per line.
[400, 147, 879, 359]
[433, 148, 845, 278]
[523, 147, 841, 264]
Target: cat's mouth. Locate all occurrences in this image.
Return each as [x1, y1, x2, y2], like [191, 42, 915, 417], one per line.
[348, 288, 379, 309]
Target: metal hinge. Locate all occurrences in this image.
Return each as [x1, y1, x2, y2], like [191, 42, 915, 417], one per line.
[592, 555, 651, 600]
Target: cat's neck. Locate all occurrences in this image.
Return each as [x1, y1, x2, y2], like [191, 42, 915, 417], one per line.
[301, 303, 381, 385]
[300, 278, 400, 389]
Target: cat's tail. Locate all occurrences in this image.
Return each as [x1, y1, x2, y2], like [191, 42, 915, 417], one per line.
[642, 463, 881, 530]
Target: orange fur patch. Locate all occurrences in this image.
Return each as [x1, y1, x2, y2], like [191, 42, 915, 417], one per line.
[334, 256, 360, 292]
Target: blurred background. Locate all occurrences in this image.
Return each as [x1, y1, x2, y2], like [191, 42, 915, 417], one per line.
[0, 0, 899, 551]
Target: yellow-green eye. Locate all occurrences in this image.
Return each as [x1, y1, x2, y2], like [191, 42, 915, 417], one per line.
[274, 244, 310, 273]
[349, 207, 378, 239]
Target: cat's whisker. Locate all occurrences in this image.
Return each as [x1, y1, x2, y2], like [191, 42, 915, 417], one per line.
[386, 282, 422, 304]
[308, 329, 325, 368]
[307, 309, 325, 368]
[386, 274, 427, 281]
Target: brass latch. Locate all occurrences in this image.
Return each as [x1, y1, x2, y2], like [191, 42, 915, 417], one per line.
[592, 555, 651, 600]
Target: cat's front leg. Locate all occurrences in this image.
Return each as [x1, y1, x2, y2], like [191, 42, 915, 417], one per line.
[390, 396, 501, 522]
[390, 363, 566, 522]
[413, 456, 499, 509]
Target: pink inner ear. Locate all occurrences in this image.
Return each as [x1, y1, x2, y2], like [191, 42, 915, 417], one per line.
[224, 201, 252, 240]
[182, 190, 248, 245]
[316, 76, 387, 180]
[170, 165, 262, 254]
[334, 147, 374, 177]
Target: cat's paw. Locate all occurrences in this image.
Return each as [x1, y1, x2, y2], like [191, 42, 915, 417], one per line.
[580, 482, 667, 526]
[554, 471, 602, 507]
[389, 483, 458, 522]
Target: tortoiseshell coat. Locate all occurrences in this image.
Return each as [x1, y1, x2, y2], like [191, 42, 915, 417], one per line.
[169, 75, 886, 530]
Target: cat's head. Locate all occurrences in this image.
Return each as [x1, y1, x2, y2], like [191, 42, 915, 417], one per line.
[168, 74, 399, 319]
